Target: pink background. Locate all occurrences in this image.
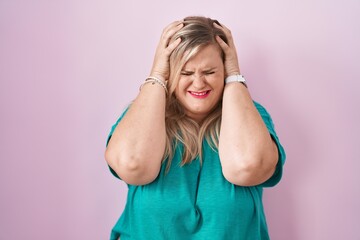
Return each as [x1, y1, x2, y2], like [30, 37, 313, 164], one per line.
[1, 0, 359, 239]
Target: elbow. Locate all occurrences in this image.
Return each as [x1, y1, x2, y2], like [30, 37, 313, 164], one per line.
[104, 148, 160, 185]
[221, 156, 277, 186]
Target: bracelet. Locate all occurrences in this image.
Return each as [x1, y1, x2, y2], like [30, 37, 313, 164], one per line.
[225, 74, 247, 88]
[139, 76, 168, 93]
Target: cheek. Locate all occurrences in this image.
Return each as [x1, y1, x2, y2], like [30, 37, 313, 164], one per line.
[174, 83, 186, 100]
[176, 79, 191, 93]
[209, 75, 225, 90]
[212, 80, 225, 100]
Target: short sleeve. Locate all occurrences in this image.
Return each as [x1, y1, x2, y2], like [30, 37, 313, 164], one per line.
[253, 101, 286, 188]
[106, 106, 130, 180]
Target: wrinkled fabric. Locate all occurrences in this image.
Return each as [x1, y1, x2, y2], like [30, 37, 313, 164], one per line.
[106, 101, 286, 240]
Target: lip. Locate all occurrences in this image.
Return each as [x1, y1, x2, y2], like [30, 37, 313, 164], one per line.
[188, 90, 211, 99]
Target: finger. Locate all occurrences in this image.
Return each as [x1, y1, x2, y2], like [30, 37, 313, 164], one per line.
[163, 20, 183, 32]
[213, 22, 235, 47]
[166, 37, 182, 53]
[213, 21, 230, 33]
[215, 35, 229, 52]
[160, 22, 183, 48]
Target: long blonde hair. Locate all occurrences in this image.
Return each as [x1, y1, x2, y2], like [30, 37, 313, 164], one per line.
[163, 16, 228, 171]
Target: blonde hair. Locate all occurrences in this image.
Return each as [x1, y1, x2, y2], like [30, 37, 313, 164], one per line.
[163, 16, 228, 171]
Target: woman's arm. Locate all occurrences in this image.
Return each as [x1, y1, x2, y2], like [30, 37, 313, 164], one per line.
[105, 21, 183, 185]
[215, 23, 278, 186]
[219, 82, 278, 186]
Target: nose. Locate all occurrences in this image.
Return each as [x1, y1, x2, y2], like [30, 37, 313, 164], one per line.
[192, 74, 206, 89]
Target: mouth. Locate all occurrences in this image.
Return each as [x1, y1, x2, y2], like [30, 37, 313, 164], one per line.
[188, 90, 211, 99]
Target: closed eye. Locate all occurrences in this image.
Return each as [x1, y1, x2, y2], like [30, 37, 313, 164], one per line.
[205, 71, 215, 75]
[180, 72, 193, 76]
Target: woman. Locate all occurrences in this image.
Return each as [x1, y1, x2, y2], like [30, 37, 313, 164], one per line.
[105, 16, 286, 240]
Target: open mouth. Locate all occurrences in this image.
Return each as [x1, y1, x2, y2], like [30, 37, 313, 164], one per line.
[188, 90, 211, 99]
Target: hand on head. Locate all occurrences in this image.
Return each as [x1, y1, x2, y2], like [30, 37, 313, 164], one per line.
[149, 17, 241, 87]
[150, 21, 184, 82]
[213, 22, 241, 77]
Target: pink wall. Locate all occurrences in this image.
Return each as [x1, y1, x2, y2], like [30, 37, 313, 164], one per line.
[1, 0, 359, 239]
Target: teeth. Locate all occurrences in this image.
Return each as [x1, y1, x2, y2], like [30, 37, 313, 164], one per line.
[190, 91, 208, 96]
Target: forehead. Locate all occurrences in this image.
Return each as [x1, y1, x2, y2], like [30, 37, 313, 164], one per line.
[182, 44, 223, 69]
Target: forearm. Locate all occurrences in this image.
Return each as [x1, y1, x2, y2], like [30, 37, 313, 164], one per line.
[105, 21, 183, 185]
[219, 83, 278, 186]
[105, 83, 166, 185]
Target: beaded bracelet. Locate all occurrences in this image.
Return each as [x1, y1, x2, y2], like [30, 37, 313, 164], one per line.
[140, 76, 168, 93]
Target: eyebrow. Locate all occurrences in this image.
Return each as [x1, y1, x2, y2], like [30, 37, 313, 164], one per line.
[203, 67, 217, 71]
[181, 67, 217, 72]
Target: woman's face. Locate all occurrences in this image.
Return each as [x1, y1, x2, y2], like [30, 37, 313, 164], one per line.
[175, 44, 225, 123]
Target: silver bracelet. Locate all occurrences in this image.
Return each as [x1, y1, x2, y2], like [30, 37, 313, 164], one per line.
[140, 76, 168, 93]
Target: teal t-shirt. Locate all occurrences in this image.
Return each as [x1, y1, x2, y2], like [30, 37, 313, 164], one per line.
[106, 101, 286, 240]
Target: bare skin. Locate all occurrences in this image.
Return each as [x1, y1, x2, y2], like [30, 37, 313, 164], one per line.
[215, 22, 278, 186]
[175, 44, 225, 123]
[105, 21, 183, 185]
[105, 20, 279, 187]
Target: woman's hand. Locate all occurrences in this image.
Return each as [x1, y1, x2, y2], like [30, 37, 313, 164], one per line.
[105, 22, 184, 186]
[150, 21, 183, 81]
[214, 22, 241, 77]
